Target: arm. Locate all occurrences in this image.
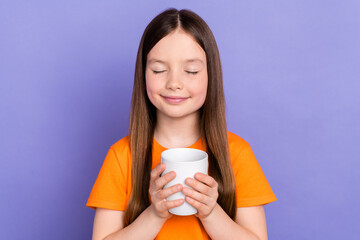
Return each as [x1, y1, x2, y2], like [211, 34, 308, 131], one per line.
[92, 206, 166, 240]
[200, 205, 267, 240]
[92, 163, 184, 240]
[183, 173, 268, 240]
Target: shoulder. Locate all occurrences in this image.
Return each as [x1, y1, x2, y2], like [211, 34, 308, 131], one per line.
[227, 131, 259, 173]
[111, 135, 130, 149]
[227, 131, 251, 154]
[109, 135, 131, 159]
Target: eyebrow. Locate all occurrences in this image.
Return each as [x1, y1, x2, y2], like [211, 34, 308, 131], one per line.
[147, 58, 205, 65]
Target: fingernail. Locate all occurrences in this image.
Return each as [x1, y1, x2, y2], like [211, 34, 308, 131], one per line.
[177, 185, 181, 190]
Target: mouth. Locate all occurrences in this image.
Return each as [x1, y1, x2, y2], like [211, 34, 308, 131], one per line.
[162, 95, 190, 104]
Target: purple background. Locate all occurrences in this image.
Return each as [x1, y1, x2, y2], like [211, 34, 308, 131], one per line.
[1, 1, 359, 239]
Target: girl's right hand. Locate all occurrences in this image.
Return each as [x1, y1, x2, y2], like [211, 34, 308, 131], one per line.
[149, 163, 184, 219]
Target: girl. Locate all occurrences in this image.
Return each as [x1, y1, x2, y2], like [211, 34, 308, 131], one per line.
[86, 8, 276, 240]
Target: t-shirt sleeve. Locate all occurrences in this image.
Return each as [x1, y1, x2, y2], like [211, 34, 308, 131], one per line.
[231, 139, 277, 207]
[86, 146, 128, 211]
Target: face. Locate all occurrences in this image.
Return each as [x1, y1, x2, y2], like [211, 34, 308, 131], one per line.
[145, 28, 208, 120]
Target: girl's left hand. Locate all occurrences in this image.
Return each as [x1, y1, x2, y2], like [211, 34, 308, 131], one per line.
[182, 172, 219, 219]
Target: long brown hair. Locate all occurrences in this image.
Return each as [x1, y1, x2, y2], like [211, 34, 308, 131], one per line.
[125, 8, 236, 226]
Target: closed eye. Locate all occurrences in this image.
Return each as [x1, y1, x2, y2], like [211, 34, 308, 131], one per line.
[186, 71, 198, 75]
[153, 70, 166, 74]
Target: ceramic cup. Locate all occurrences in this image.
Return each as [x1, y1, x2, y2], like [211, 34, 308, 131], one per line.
[160, 148, 208, 216]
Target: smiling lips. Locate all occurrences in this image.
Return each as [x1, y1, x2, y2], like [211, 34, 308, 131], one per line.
[162, 95, 189, 104]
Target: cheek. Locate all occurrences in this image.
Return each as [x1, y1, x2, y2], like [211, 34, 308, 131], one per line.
[199, 84, 208, 103]
[146, 79, 160, 95]
[192, 73, 208, 101]
[145, 70, 154, 92]
[145, 72, 154, 100]
[145, 73, 161, 103]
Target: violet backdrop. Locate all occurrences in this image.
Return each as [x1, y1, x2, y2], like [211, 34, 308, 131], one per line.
[1, 0, 359, 239]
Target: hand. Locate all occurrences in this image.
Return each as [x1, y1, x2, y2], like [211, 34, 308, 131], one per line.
[149, 163, 184, 219]
[182, 172, 219, 219]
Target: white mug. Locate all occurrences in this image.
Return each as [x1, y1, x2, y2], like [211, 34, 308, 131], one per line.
[161, 148, 208, 216]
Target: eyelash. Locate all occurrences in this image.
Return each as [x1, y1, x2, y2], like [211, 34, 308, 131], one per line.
[152, 70, 165, 74]
[152, 70, 198, 75]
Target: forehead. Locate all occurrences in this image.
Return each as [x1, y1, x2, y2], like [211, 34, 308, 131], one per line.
[146, 28, 206, 64]
[147, 58, 204, 65]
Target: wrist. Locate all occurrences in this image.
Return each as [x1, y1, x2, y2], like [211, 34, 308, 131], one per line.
[148, 204, 171, 223]
[198, 203, 220, 223]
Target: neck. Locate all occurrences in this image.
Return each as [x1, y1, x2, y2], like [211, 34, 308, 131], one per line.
[154, 111, 201, 148]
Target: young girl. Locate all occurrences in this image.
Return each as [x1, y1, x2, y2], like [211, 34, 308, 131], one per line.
[86, 8, 276, 240]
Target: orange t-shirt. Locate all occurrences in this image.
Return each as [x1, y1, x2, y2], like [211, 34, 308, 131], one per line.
[86, 131, 277, 239]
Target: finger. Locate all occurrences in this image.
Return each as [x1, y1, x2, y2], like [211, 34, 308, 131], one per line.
[156, 198, 184, 212]
[149, 164, 167, 193]
[194, 173, 218, 188]
[182, 186, 209, 205]
[185, 177, 212, 195]
[158, 184, 183, 200]
[185, 196, 207, 212]
[154, 171, 176, 190]
[164, 199, 184, 211]
[150, 163, 166, 179]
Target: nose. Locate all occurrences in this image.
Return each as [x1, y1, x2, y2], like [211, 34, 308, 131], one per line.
[166, 69, 183, 91]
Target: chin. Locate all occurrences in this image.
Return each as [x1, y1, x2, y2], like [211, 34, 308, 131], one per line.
[161, 109, 200, 119]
